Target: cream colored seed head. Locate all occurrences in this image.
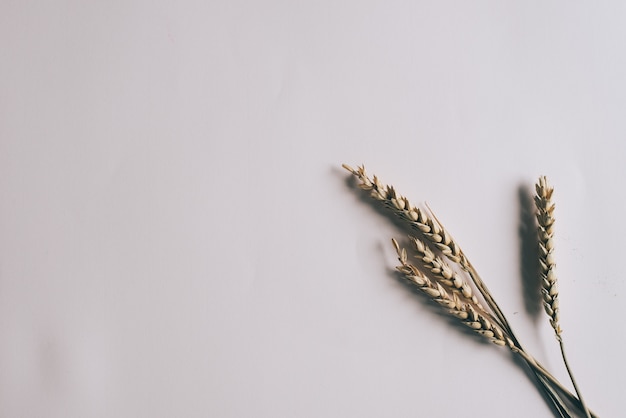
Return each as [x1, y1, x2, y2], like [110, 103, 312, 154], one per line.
[535, 175, 562, 337]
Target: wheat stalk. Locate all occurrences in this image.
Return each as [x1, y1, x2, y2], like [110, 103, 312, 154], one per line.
[535, 176, 591, 418]
[343, 164, 598, 417]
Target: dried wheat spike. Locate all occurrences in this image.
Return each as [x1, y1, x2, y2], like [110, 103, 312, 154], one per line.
[343, 164, 466, 264]
[407, 235, 483, 310]
[392, 239, 514, 348]
[535, 176, 561, 337]
[344, 164, 517, 336]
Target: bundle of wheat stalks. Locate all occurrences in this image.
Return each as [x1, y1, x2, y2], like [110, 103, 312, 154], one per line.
[342, 164, 596, 418]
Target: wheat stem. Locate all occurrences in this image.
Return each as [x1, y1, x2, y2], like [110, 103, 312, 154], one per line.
[514, 349, 597, 418]
[559, 340, 592, 418]
[535, 176, 561, 336]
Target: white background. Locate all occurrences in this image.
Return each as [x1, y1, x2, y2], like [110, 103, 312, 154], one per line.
[1, 1, 624, 417]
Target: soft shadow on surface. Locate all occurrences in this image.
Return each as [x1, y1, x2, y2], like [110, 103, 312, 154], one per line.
[518, 184, 542, 321]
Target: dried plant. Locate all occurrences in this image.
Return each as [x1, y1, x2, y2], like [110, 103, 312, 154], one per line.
[341, 164, 513, 337]
[392, 238, 513, 348]
[343, 164, 598, 418]
[535, 176, 591, 418]
[536, 176, 561, 335]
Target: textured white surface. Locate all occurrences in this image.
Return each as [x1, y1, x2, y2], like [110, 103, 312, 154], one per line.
[1, 1, 624, 417]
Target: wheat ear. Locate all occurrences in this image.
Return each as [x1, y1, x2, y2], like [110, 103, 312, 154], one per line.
[342, 164, 463, 259]
[392, 239, 513, 347]
[343, 164, 512, 332]
[535, 176, 561, 336]
[408, 235, 483, 310]
[341, 165, 442, 240]
[535, 176, 592, 418]
[344, 164, 524, 342]
[397, 235, 593, 417]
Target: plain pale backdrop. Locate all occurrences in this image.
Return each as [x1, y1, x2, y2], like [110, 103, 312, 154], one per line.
[1, 1, 624, 417]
